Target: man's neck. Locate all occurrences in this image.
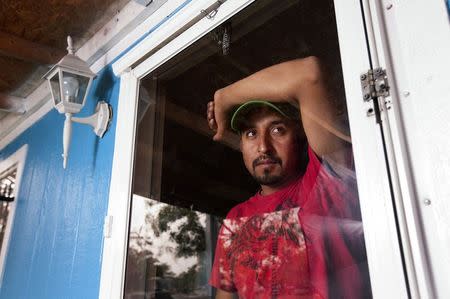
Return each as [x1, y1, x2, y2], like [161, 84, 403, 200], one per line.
[259, 174, 300, 196]
[259, 185, 278, 196]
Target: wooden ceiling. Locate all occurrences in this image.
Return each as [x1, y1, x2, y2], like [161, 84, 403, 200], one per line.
[0, 0, 130, 113]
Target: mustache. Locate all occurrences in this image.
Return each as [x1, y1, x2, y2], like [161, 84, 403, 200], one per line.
[252, 155, 282, 168]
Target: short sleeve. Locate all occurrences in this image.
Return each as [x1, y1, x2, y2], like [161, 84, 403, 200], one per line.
[209, 223, 237, 293]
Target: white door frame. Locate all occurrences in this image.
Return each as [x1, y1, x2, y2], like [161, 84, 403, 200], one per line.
[100, 0, 408, 298]
[359, 1, 450, 298]
[0, 144, 28, 287]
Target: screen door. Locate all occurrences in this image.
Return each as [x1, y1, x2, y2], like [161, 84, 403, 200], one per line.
[121, 0, 407, 298]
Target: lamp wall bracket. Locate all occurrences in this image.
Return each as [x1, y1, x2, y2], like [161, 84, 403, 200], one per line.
[62, 101, 113, 168]
[72, 101, 113, 137]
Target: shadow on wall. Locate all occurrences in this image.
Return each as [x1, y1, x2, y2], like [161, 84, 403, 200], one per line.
[89, 65, 118, 169]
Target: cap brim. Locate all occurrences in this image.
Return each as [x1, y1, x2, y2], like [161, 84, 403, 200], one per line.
[230, 100, 298, 132]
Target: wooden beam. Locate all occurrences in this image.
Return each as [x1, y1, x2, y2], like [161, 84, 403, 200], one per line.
[0, 31, 66, 65]
[165, 100, 240, 151]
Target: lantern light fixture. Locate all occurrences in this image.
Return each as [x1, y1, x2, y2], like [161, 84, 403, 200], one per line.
[44, 36, 112, 169]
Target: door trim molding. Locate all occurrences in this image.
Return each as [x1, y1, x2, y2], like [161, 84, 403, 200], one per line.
[0, 144, 28, 287]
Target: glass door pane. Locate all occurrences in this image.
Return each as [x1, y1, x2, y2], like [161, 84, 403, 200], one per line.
[0, 165, 16, 250]
[125, 0, 376, 298]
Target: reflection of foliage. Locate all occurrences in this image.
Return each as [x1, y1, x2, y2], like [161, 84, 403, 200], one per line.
[172, 265, 199, 293]
[130, 228, 153, 249]
[154, 206, 206, 258]
[127, 199, 208, 297]
[156, 263, 174, 278]
[125, 246, 154, 293]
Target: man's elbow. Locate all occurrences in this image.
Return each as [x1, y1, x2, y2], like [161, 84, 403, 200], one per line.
[214, 88, 224, 103]
[299, 56, 323, 84]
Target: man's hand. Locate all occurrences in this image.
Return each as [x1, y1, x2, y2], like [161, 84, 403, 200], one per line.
[206, 100, 241, 150]
[206, 90, 235, 141]
[206, 101, 218, 133]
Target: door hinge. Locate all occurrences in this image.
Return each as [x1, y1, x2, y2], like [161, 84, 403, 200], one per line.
[360, 68, 391, 117]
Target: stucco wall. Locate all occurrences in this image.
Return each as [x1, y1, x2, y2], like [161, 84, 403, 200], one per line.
[0, 65, 119, 298]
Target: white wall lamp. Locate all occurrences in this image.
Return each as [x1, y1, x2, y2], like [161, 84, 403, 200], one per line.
[44, 36, 112, 169]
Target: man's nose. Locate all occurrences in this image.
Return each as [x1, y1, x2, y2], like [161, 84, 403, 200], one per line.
[257, 133, 272, 153]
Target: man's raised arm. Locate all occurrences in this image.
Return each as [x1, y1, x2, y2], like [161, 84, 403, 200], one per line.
[207, 56, 351, 158]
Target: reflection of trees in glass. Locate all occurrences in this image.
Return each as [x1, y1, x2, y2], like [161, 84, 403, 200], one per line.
[172, 265, 200, 293]
[153, 205, 206, 258]
[126, 197, 208, 297]
[125, 246, 156, 291]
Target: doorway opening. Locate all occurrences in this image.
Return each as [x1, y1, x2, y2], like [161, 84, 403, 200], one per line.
[124, 0, 370, 298]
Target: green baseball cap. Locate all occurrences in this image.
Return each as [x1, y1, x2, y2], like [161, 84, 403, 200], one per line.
[230, 100, 300, 132]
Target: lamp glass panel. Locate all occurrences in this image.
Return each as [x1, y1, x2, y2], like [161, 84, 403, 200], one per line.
[49, 73, 62, 105]
[62, 72, 90, 105]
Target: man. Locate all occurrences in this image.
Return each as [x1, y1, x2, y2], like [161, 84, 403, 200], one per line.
[207, 57, 371, 299]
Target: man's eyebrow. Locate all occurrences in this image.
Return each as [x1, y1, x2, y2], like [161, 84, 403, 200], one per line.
[240, 126, 254, 133]
[270, 120, 289, 126]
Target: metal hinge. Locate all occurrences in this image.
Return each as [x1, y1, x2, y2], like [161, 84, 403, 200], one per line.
[360, 68, 391, 117]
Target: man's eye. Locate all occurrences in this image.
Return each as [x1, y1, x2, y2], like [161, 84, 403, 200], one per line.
[245, 130, 256, 138]
[272, 126, 285, 134]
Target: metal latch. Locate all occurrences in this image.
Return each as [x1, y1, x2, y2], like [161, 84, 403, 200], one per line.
[360, 68, 390, 101]
[103, 215, 113, 238]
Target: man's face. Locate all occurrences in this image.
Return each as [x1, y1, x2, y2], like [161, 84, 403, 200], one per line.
[239, 108, 301, 189]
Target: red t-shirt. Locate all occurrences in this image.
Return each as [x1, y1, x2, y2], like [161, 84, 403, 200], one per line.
[210, 147, 371, 299]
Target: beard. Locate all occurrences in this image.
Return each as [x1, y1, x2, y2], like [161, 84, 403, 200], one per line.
[252, 170, 284, 186]
[251, 154, 284, 186]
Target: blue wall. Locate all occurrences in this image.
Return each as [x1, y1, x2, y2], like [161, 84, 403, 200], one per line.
[0, 65, 119, 299]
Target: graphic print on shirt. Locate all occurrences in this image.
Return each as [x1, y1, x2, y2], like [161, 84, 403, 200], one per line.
[217, 207, 323, 299]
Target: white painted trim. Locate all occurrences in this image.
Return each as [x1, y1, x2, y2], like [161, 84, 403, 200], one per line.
[113, 0, 206, 75]
[361, 1, 424, 298]
[334, 1, 408, 297]
[133, 0, 255, 78]
[0, 144, 28, 287]
[98, 71, 139, 299]
[364, 1, 450, 298]
[98, 0, 192, 74]
[75, 1, 148, 63]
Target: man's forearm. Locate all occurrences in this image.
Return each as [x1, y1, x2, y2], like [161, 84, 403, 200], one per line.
[213, 58, 314, 110]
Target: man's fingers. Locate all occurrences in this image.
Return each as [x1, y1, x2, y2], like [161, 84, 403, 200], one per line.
[207, 109, 214, 120]
[206, 101, 217, 131]
[206, 102, 214, 118]
[207, 99, 228, 142]
[208, 118, 217, 131]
